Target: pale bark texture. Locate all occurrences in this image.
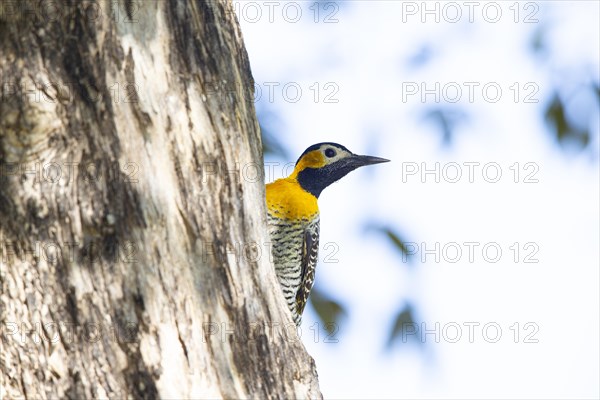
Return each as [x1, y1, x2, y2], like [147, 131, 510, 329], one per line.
[0, 1, 321, 398]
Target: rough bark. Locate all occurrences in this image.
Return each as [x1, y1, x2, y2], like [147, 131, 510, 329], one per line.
[0, 0, 321, 398]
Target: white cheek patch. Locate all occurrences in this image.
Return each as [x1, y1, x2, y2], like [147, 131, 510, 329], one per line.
[320, 146, 353, 165]
[333, 152, 350, 163]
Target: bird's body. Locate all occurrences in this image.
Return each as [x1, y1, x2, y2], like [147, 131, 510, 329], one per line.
[266, 143, 388, 325]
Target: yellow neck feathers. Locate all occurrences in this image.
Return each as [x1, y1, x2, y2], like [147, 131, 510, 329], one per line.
[266, 150, 325, 220]
[266, 178, 319, 220]
[289, 150, 325, 179]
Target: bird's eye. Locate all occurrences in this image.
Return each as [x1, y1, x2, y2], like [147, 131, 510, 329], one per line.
[325, 148, 336, 158]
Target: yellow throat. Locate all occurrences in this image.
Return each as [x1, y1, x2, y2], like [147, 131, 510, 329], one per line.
[266, 178, 319, 221]
[266, 150, 324, 220]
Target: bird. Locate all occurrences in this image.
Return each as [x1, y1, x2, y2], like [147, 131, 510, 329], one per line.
[266, 142, 389, 326]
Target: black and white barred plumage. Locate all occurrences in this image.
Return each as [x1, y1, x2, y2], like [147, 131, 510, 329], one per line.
[267, 214, 319, 326]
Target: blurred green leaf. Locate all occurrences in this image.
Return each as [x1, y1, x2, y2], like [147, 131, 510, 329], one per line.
[544, 93, 590, 150]
[366, 225, 414, 264]
[545, 93, 569, 141]
[383, 229, 411, 259]
[386, 304, 419, 349]
[309, 286, 346, 334]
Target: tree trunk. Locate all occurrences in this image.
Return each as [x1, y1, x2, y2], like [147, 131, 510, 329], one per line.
[0, 1, 321, 398]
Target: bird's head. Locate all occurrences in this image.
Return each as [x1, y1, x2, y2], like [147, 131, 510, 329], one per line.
[290, 142, 389, 198]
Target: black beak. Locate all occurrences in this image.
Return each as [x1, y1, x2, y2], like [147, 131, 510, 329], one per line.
[350, 154, 391, 168]
[332, 153, 390, 179]
[296, 152, 389, 198]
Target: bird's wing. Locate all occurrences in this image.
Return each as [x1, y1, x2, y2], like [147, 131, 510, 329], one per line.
[296, 219, 320, 317]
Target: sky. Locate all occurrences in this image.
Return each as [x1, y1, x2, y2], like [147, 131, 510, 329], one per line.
[235, 1, 600, 398]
